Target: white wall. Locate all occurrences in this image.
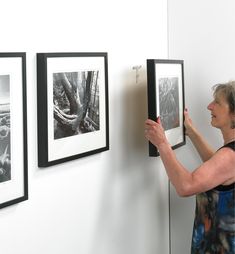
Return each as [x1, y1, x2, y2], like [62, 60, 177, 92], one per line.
[168, 0, 235, 253]
[0, 1, 169, 254]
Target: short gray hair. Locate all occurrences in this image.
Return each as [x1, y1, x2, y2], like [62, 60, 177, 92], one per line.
[213, 81, 235, 128]
[213, 81, 235, 113]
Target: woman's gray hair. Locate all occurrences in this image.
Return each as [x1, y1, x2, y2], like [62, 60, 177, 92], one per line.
[213, 81, 235, 128]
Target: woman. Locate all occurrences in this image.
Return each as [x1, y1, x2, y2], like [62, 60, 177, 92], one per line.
[145, 81, 235, 253]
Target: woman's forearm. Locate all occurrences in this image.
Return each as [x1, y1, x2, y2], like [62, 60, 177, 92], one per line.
[157, 142, 193, 197]
[145, 117, 209, 196]
[184, 110, 215, 162]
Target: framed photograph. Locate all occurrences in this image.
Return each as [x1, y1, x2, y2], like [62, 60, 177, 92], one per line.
[147, 59, 185, 156]
[0, 53, 28, 209]
[37, 52, 109, 167]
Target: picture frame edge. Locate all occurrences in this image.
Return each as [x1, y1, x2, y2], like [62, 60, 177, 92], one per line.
[0, 52, 28, 209]
[37, 52, 109, 167]
[146, 58, 186, 157]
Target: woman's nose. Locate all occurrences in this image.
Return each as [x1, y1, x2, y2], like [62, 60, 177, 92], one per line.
[207, 102, 213, 110]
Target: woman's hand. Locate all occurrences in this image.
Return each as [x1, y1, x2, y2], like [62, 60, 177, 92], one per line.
[145, 117, 168, 148]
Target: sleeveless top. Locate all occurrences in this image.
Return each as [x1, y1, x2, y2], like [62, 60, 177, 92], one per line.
[191, 141, 235, 254]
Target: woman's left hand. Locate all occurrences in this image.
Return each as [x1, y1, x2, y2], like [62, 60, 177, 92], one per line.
[145, 117, 168, 148]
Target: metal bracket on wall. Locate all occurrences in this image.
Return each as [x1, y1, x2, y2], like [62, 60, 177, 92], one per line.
[132, 65, 142, 84]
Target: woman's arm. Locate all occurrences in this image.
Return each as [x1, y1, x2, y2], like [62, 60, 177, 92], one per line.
[184, 109, 215, 162]
[145, 118, 235, 197]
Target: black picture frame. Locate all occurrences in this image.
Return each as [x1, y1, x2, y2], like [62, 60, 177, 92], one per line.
[37, 52, 109, 167]
[147, 59, 186, 156]
[0, 52, 28, 209]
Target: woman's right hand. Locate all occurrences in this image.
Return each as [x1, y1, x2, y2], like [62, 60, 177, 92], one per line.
[145, 117, 168, 148]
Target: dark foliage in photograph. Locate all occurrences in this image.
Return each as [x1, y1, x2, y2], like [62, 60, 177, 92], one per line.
[159, 77, 179, 131]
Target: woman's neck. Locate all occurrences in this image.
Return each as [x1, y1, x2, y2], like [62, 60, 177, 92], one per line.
[222, 129, 235, 145]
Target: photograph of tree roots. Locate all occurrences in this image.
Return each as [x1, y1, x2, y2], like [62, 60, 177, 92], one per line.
[53, 71, 100, 139]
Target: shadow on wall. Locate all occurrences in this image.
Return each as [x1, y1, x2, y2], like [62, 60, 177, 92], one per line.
[122, 66, 148, 159]
[89, 66, 169, 254]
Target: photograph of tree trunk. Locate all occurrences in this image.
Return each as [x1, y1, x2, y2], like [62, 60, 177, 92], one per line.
[37, 52, 109, 167]
[53, 71, 100, 139]
[0, 74, 11, 183]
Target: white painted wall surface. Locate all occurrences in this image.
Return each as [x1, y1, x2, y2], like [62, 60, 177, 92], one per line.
[0, 1, 169, 254]
[168, 0, 235, 253]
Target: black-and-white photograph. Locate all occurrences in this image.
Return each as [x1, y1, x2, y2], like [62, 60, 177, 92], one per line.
[0, 75, 11, 183]
[37, 52, 109, 167]
[159, 77, 179, 131]
[53, 71, 100, 139]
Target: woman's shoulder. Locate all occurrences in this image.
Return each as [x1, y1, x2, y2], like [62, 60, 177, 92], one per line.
[214, 143, 235, 168]
[213, 141, 235, 189]
[216, 141, 235, 158]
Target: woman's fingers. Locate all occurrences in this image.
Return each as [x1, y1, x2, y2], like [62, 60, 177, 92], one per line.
[145, 119, 157, 126]
[145, 117, 164, 134]
[145, 117, 162, 126]
[184, 108, 189, 119]
[144, 117, 167, 147]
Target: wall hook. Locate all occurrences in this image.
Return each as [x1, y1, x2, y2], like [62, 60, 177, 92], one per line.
[132, 65, 142, 84]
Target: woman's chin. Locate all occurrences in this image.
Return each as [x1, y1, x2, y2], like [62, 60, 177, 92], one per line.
[211, 121, 220, 129]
